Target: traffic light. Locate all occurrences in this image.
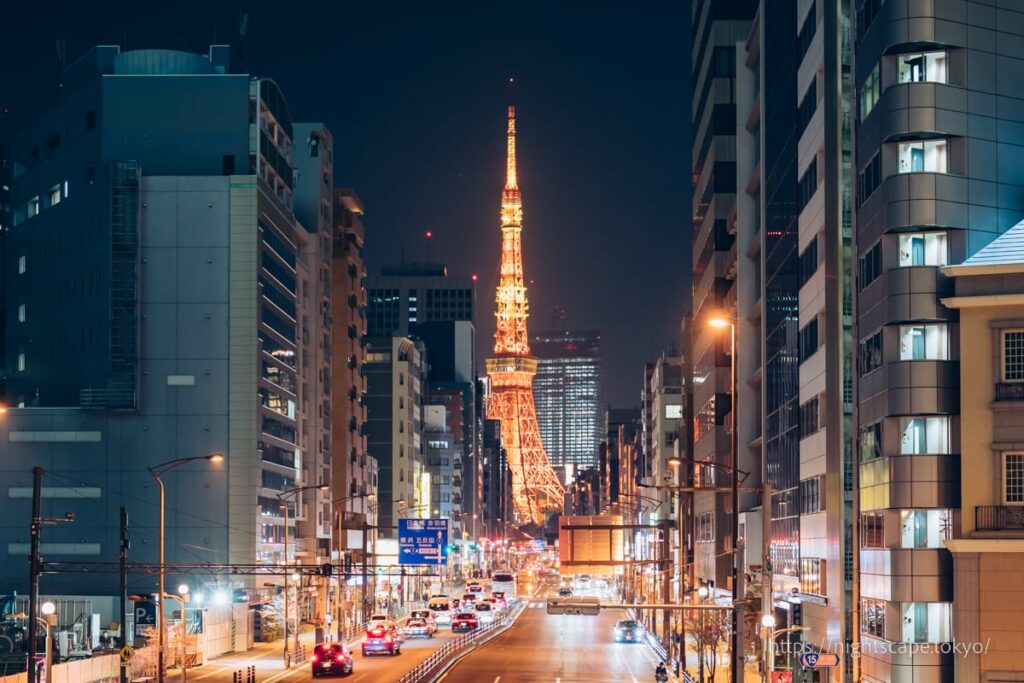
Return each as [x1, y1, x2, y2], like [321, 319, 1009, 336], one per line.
[320, 562, 333, 577]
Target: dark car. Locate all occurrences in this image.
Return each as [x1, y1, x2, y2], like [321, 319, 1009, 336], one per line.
[451, 612, 479, 632]
[361, 626, 401, 656]
[613, 619, 643, 643]
[311, 642, 354, 676]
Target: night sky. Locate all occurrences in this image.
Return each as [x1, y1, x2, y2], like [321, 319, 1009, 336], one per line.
[1, 1, 691, 406]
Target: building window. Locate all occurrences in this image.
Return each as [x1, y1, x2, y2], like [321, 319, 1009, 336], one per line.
[902, 603, 952, 643]
[799, 237, 819, 288]
[797, 4, 816, 60]
[900, 509, 952, 548]
[858, 241, 882, 289]
[898, 139, 947, 174]
[799, 318, 819, 363]
[857, 0, 886, 41]
[897, 51, 947, 84]
[800, 558, 825, 596]
[857, 152, 882, 207]
[18, 255, 26, 274]
[797, 80, 817, 137]
[899, 417, 950, 455]
[1004, 453, 1024, 504]
[862, 599, 886, 639]
[27, 196, 40, 218]
[48, 184, 61, 207]
[859, 331, 883, 375]
[798, 159, 818, 212]
[898, 325, 948, 361]
[1001, 330, 1024, 381]
[861, 422, 882, 461]
[712, 46, 736, 78]
[859, 63, 881, 120]
[696, 512, 714, 543]
[799, 398, 820, 439]
[898, 232, 947, 267]
[17, 353, 26, 372]
[17, 305, 25, 323]
[799, 476, 823, 514]
[861, 511, 885, 547]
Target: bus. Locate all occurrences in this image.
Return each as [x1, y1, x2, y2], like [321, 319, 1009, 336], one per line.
[490, 572, 517, 601]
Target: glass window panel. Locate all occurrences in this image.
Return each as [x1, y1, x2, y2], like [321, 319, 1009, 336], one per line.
[898, 140, 948, 174]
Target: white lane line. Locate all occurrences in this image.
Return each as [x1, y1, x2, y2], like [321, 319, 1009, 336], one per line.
[494, 677, 502, 683]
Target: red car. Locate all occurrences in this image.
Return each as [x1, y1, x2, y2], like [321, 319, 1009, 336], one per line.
[451, 612, 479, 632]
[310, 642, 354, 677]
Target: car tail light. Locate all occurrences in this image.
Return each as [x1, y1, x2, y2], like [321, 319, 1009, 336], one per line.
[384, 633, 393, 643]
[311, 654, 319, 663]
[361, 634, 368, 643]
[336, 654, 346, 662]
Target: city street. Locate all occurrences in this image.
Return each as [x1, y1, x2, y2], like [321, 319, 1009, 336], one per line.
[437, 590, 662, 683]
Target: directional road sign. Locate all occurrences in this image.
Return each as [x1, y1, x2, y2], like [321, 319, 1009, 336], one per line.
[398, 518, 449, 565]
[800, 652, 840, 668]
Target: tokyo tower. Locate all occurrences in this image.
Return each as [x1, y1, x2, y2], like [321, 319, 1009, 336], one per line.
[486, 104, 565, 525]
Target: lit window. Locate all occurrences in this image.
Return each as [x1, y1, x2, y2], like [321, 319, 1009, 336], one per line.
[17, 305, 25, 323]
[17, 353, 26, 372]
[1002, 330, 1024, 382]
[898, 233, 947, 267]
[899, 417, 950, 455]
[18, 255, 26, 274]
[897, 51, 947, 84]
[49, 185, 62, 207]
[861, 511, 885, 548]
[862, 599, 886, 639]
[1004, 453, 1024, 504]
[899, 324, 948, 360]
[898, 139, 947, 174]
[800, 558, 825, 596]
[27, 196, 41, 218]
[899, 509, 952, 548]
[902, 603, 951, 643]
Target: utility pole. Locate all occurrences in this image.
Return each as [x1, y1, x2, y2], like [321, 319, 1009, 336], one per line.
[120, 507, 130, 683]
[361, 522, 368, 623]
[26, 466, 42, 683]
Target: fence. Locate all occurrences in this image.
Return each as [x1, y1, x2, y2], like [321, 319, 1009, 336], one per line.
[395, 599, 527, 683]
[0, 653, 120, 683]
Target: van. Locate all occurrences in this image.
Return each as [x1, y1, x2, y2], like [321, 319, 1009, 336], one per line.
[427, 597, 452, 626]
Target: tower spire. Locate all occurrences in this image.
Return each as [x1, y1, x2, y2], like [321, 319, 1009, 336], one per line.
[506, 105, 518, 191]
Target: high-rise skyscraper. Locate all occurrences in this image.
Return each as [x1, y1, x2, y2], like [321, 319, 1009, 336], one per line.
[485, 105, 563, 525]
[531, 328, 602, 478]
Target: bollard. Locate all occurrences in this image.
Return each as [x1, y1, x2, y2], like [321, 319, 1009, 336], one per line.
[248, 665, 256, 683]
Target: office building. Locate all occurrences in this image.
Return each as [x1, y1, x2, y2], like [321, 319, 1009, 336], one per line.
[480, 416, 510, 540]
[853, 4, 1024, 681]
[0, 45, 333, 593]
[640, 354, 683, 520]
[364, 336, 424, 532]
[531, 329, 603, 478]
[366, 263, 474, 337]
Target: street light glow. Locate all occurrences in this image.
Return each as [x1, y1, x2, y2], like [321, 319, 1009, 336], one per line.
[213, 591, 229, 606]
[761, 614, 776, 628]
[178, 584, 189, 595]
[708, 316, 731, 329]
[207, 453, 224, 462]
[41, 602, 56, 616]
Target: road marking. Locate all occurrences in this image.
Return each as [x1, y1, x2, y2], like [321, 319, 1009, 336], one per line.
[494, 677, 502, 683]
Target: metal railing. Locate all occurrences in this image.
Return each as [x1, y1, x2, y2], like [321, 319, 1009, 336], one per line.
[976, 505, 1024, 531]
[395, 599, 527, 683]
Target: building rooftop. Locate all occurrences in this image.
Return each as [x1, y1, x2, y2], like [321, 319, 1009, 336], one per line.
[949, 219, 1024, 275]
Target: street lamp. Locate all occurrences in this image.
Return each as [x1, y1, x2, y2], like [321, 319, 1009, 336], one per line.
[40, 601, 55, 678]
[163, 585, 190, 683]
[760, 614, 776, 683]
[148, 453, 223, 683]
[278, 483, 330, 663]
[708, 313, 739, 683]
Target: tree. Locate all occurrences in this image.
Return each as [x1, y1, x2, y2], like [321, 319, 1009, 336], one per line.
[686, 608, 730, 682]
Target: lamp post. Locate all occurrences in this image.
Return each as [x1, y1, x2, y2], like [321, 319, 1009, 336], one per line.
[708, 314, 739, 683]
[148, 453, 223, 683]
[40, 601, 55, 679]
[697, 585, 708, 683]
[162, 586, 189, 683]
[762, 619, 809, 679]
[278, 483, 330, 664]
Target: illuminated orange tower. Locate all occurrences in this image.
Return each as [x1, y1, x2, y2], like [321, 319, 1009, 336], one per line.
[486, 105, 565, 525]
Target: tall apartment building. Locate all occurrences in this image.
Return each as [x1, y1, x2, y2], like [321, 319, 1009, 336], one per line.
[0, 45, 332, 593]
[690, 0, 757, 596]
[852, 3, 1024, 682]
[641, 354, 683, 522]
[531, 329, 603, 479]
[480, 415, 509, 540]
[330, 189, 378, 566]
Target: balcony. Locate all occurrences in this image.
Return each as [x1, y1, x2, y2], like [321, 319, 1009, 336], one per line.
[976, 506, 1024, 533]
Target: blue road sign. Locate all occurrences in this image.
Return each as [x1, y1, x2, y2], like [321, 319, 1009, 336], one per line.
[398, 518, 449, 565]
[800, 652, 840, 668]
[133, 599, 156, 627]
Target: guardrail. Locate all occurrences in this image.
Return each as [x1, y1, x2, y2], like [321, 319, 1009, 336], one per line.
[395, 599, 527, 683]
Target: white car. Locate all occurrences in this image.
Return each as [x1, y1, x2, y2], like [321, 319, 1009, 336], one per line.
[474, 601, 496, 625]
[427, 599, 453, 626]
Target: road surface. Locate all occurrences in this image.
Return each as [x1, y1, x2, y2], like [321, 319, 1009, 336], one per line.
[436, 592, 662, 683]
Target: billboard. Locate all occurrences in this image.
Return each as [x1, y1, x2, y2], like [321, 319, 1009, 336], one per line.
[398, 518, 449, 565]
